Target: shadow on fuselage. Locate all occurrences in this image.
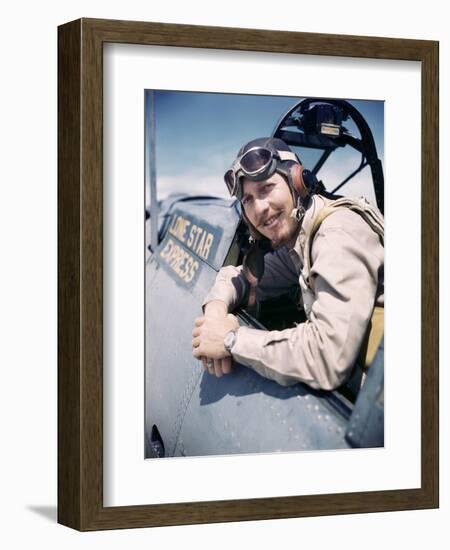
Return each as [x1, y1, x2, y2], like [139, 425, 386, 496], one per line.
[199, 362, 327, 406]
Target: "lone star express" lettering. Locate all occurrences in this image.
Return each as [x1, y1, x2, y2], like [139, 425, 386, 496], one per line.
[168, 215, 214, 261]
[159, 238, 199, 284]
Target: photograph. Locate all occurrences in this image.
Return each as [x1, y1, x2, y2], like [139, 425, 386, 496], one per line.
[144, 90, 385, 459]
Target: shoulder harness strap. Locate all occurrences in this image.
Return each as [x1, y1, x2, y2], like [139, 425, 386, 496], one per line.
[303, 197, 384, 372]
[303, 197, 384, 287]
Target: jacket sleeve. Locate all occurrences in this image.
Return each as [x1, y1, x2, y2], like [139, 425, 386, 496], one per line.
[230, 211, 384, 390]
[201, 265, 248, 311]
[202, 247, 299, 312]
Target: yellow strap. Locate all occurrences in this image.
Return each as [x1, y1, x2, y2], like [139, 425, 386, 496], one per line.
[359, 306, 384, 369]
[307, 207, 337, 267]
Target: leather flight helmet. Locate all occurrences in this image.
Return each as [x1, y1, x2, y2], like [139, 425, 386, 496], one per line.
[224, 137, 318, 241]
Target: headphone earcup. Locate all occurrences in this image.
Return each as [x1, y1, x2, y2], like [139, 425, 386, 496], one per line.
[289, 163, 309, 199]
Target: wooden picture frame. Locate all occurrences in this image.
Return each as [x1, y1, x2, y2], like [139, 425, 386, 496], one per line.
[58, 18, 439, 531]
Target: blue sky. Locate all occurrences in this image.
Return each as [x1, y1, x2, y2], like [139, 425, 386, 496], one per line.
[145, 91, 384, 205]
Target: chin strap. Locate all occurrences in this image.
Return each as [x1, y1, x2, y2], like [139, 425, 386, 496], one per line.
[290, 197, 306, 222]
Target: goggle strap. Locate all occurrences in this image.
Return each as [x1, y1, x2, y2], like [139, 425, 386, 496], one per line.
[277, 151, 298, 162]
[231, 149, 298, 177]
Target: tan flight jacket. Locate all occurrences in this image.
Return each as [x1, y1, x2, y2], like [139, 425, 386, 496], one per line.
[202, 195, 384, 390]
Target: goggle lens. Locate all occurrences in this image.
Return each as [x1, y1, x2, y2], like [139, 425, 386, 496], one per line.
[240, 148, 272, 175]
[225, 146, 298, 197]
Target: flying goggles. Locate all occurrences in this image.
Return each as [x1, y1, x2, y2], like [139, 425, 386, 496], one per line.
[224, 146, 300, 199]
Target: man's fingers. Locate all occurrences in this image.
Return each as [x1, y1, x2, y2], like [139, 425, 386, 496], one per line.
[214, 360, 223, 378]
[194, 317, 205, 327]
[192, 327, 201, 337]
[221, 356, 233, 374]
[192, 336, 200, 348]
[200, 356, 221, 377]
[200, 355, 214, 375]
[192, 347, 202, 359]
[206, 358, 215, 375]
[199, 356, 232, 378]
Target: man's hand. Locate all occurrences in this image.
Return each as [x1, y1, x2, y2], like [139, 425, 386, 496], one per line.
[192, 310, 239, 378]
[194, 300, 234, 377]
[192, 313, 239, 358]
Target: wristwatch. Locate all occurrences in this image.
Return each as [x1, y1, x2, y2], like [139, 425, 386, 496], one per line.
[224, 329, 238, 354]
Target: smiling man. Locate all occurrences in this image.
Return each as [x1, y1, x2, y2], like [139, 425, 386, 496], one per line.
[191, 138, 384, 390]
[241, 171, 300, 249]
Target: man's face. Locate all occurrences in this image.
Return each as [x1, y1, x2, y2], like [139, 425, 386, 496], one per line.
[241, 173, 300, 249]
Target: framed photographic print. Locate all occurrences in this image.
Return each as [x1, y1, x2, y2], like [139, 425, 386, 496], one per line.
[58, 18, 439, 530]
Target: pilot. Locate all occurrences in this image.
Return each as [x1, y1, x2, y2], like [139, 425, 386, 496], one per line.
[191, 137, 384, 390]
